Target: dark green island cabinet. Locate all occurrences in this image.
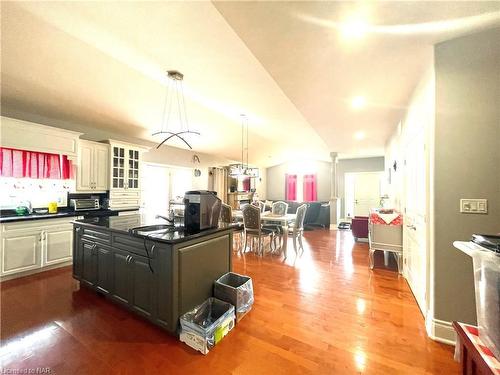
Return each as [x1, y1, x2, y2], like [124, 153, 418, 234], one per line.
[72, 216, 234, 334]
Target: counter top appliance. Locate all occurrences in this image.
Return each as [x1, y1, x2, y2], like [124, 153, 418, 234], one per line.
[184, 190, 221, 233]
[70, 198, 100, 211]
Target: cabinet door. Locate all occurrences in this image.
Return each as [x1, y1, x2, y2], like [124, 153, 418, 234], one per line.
[73, 228, 83, 278]
[94, 144, 109, 191]
[129, 254, 154, 318]
[96, 245, 113, 294]
[111, 146, 126, 189]
[81, 241, 97, 286]
[77, 141, 94, 191]
[127, 148, 140, 190]
[44, 229, 73, 266]
[112, 249, 131, 304]
[1, 233, 41, 275]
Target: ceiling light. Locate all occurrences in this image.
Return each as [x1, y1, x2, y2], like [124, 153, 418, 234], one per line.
[340, 17, 369, 40]
[153, 70, 200, 149]
[354, 131, 365, 140]
[351, 96, 366, 110]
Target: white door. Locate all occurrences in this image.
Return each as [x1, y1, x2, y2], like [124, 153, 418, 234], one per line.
[77, 142, 93, 191]
[44, 229, 73, 266]
[403, 128, 427, 315]
[94, 144, 109, 191]
[346, 172, 383, 217]
[1, 233, 41, 275]
[142, 163, 170, 222]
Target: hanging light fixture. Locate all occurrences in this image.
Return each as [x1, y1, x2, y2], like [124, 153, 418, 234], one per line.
[229, 114, 249, 177]
[152, 70, 199, 149]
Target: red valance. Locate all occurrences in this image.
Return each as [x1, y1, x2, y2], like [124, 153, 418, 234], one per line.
[0, 147, 72, 180]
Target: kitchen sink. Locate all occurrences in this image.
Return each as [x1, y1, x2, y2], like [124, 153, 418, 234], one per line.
[129, 224, 176, 236]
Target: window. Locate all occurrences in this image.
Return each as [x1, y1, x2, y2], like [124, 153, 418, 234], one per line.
[285, 174, 297, 201]
[303, 174, 317, 202]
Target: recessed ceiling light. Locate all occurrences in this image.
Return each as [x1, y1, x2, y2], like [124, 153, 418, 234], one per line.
[351, 96, 366, 110]
[340, 17, 369, 40]
[354, 131, 365, 140]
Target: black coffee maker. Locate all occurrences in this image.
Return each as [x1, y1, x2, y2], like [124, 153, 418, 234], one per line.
[184, 191, 222, 233]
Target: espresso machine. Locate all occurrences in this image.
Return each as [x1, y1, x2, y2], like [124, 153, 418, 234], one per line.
[183, 191, 222, 233]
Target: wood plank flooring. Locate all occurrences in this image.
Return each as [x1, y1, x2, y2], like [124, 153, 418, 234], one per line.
[0, 229, 458, 374]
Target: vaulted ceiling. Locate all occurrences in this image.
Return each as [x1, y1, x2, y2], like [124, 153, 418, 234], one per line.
[2, 1, 499, 167]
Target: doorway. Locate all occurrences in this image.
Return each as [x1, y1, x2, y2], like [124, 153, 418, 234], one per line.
[142, 163, 170, 221]
[345, 172, 384, 218]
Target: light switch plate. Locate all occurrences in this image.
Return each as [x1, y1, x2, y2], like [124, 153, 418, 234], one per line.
[460, 199, 488, 214]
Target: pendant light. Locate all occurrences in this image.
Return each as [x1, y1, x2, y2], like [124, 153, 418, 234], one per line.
[230, 114, 249, 177]
[153, 70, 199, 149]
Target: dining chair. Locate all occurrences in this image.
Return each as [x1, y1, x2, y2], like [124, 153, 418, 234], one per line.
[264, 201, 289, 246]
[289, 204, 307, 255]
[220, 203, 243, 253]
[251, 200, 266, 213]
[242, 204, 276, 256]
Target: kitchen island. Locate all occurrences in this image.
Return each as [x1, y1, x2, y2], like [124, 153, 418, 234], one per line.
[72, 214, 235, 335]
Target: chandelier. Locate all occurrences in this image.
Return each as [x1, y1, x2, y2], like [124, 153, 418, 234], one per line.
[153, 70, 199, 149]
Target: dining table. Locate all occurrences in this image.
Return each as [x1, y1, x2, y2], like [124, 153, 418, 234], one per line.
[232, 210, 296, 258]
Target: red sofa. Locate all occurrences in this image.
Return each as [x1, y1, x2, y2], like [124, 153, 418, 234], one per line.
[351, 216, 369, 241]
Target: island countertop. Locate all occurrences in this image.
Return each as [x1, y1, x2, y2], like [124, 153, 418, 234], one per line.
[73, 214, 240, 244]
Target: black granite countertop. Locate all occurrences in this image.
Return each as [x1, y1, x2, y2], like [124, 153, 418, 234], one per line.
[73, 215, 240, 244]
[0, 208, 138, 223]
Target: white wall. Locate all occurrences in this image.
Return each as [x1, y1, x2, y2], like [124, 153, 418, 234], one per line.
[266, 160, 331, 201]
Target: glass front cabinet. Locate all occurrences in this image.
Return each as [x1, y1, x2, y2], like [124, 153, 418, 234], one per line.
[109, 141, 144, 191]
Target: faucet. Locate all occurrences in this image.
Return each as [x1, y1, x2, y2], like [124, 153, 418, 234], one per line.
[155, 214, 174, 224]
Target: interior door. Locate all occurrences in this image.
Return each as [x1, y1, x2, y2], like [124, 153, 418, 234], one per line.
[403, 128, 427, 315]
[142, 163, 170, 221]
[353, 172, 382, 217]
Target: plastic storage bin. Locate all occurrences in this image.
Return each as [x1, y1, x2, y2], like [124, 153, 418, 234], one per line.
[179, 297, 235, 355]
[214, 272, 254, 322]
[454, 237, 500, 360]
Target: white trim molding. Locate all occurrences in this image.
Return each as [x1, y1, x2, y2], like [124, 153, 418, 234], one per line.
[427, 317, 456, 346]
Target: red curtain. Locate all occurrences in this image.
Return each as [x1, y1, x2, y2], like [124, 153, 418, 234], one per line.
[0, 147, 72, 179]
[242, 177, 251, 192]
[285, 174, 297, 201]
[303, 174, 317, 202]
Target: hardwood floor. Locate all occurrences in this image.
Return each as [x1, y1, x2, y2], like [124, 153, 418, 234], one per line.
[1, 229, 458, 374]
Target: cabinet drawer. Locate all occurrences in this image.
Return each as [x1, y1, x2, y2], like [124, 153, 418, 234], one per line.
[110, 190, 140, 198]
[112, 234, 154, 258]
[109, 199, 140, 209]
[79, 227, 111, 245]
[2, 218, 74, 237]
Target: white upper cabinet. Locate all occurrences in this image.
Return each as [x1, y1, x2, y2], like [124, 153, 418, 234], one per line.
[0, 116, 82, 159]
[76, 140, 109, 192]
[108, 140, 147, 209]
[109, 141, 146, 192]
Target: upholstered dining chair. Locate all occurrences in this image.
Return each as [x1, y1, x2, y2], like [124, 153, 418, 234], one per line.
[264, 201, 289, 246]
[289, 204, 307, 255]
[220, 203, 243, 253]
[242, 204, 276, 256]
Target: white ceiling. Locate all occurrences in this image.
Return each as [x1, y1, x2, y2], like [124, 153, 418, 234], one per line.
[2, 1, 499, 167]
[213, 1, 500, 158]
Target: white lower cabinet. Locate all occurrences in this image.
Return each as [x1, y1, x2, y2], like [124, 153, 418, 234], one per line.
[1, 218, 74, 278]
[44, 228, 73, 266]
[2, 234, 41, 275]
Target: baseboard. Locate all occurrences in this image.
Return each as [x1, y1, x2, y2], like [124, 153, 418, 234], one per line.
[0, 261, 72, 282]
[427, 317, 456, 346]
